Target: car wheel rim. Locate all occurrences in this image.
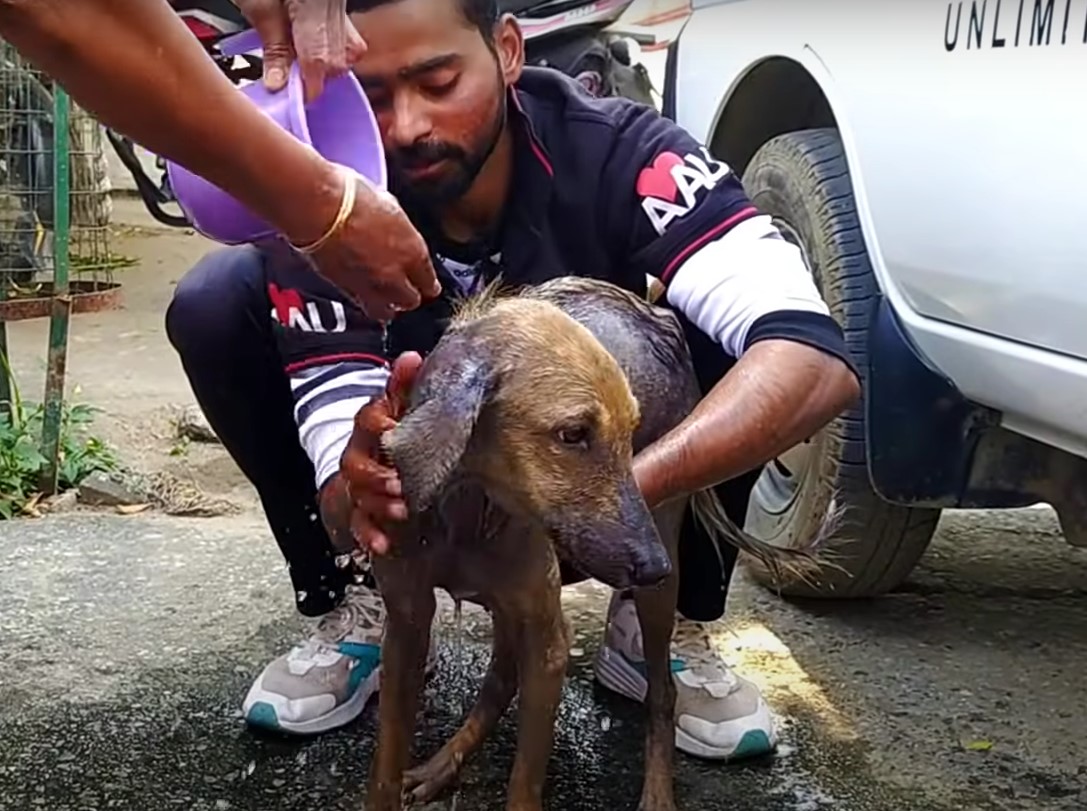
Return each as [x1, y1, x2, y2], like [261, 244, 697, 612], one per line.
[751, 216, 819, 519]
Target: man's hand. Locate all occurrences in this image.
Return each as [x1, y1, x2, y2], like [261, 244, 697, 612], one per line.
[340, 352, 424, 555]
[311, 176, 440, 323]
[233, 4, 441, 318]
[234, 0, 367, 101]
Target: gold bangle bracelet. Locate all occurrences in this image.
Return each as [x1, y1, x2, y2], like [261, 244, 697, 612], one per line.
[291, 165, 357, 255]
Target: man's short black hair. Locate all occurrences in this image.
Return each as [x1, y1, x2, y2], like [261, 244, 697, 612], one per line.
[346, 0, 501, 43]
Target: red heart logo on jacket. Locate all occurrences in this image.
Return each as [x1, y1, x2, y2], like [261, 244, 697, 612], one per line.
[636, 152, 684, 202]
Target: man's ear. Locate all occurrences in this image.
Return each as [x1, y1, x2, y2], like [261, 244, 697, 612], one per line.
[494, 13, 525, 85]
[381, 337, 497, 513]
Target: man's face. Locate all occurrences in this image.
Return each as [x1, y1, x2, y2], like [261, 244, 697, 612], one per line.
[350, 0, 523, 209]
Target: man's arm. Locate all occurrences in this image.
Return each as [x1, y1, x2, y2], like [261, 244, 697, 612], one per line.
[0, 0, 340, 245]
[292, 361, 391, 496]
[600, 105, 860, 509]
[634, 338, 858, 509]
[0, 0, 439, 320]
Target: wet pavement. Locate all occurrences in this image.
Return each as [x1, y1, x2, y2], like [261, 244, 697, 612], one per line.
[2, 509, 1085, 811]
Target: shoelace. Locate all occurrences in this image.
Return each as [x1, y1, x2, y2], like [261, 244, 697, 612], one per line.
[305, 585, 387, 654]
[672, 620, 734, 681]
[612, 597, 732, 679]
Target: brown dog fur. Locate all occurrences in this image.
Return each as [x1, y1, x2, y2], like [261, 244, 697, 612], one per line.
[365, 278, 828, 811]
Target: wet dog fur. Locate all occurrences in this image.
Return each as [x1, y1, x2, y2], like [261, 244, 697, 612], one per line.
[365, 277, 827, 811]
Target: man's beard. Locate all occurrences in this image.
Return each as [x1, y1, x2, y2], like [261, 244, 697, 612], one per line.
[387, 91, 507, 212]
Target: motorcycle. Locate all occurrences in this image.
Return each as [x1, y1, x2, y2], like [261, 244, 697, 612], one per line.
[110, 0, 655, 229]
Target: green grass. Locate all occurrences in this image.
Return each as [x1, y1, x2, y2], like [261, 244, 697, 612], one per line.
[0, 351, 117, 519]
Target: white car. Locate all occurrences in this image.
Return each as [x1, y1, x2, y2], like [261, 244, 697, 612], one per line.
[661, 0, 1087, 597]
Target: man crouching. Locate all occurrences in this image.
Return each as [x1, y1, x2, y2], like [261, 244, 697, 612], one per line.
[165, 0, 859, 765]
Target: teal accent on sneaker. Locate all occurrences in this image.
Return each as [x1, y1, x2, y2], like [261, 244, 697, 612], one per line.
[732, 729, 774, 759]
[338, 641, 381, 669]
[246, 701, 281, 731]
[339, 641, 381, 694]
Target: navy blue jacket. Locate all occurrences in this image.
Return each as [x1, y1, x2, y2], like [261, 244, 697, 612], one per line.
[257, 67, 852, 383]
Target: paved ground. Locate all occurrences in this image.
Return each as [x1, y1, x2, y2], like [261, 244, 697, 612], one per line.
[4, 218, 1087, 810]
[1, 506, 1085, 811]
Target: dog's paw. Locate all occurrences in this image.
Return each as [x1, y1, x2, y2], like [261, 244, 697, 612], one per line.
[403, 749, 465, 804]
[636, 789, 678, 811]
[366, 784, 405, 811]
[637, 802, 679, 811]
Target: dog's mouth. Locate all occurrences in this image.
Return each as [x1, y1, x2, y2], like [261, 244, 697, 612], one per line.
[547, 518, 671, 590]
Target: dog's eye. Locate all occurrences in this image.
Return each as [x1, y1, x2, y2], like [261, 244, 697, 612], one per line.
[556, 425, 591, 448]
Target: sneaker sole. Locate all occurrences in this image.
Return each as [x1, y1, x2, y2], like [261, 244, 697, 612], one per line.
[674, 704, 778, 761]
[594, 647, 778, 761]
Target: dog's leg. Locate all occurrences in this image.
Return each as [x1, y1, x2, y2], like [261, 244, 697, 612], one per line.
[633, 504, 684, 811]
[403, 610, 519, 804]
[506, 563, 568, 811]
[367, 571, 436, 811]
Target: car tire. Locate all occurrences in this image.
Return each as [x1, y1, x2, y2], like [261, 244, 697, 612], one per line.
[739, 127, 941, 599]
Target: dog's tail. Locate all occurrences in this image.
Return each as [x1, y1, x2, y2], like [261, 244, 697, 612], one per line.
[688, 486, 845, 590]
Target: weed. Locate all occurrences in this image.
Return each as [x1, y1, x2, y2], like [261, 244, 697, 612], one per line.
[0, 351, 117, 519]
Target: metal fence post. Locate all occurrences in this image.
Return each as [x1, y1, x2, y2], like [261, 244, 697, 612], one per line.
[39, 86, 71, 495]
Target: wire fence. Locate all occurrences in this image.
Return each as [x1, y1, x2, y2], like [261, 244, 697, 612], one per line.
[0, 41, 122, 493]
[0, 40, 115, 306]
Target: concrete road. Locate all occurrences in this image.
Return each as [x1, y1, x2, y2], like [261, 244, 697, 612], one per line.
[1, 506, 1085, 811]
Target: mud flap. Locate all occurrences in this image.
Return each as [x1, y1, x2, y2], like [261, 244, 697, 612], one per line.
[866, 296, 994, 506]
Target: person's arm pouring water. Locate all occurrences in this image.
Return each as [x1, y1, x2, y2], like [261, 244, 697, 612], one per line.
[0, 0, 440, 322]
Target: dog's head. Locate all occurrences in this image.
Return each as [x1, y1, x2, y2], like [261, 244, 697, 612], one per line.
[383, 296, 671, 589]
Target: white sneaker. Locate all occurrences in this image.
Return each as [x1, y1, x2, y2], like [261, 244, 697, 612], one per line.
[243, 584, 434, 736]
[594, 592, 778, 760]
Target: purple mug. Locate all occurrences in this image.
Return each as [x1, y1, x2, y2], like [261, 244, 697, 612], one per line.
[166, 34, 387, 245]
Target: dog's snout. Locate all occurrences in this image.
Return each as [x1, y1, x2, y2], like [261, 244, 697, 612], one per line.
[617, 478, 670, 587]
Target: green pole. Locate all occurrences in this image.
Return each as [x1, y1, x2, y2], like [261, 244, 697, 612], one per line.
[40, 86, 72, 495]
[0, 313, 9, 423]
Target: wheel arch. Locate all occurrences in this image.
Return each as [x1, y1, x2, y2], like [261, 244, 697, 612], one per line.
[707, 56, 838, 180]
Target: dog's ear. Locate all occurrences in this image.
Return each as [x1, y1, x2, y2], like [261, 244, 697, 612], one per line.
[381, 338, 496, 513]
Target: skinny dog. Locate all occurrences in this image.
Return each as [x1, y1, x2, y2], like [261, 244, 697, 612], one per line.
[366, 277, 824, 811]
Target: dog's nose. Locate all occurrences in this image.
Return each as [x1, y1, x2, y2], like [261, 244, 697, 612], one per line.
[630, 543, 672, 587]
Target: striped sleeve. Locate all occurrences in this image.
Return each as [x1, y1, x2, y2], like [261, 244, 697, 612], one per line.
[665, 213, 854, 373]
[290, 360, 391, 490]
